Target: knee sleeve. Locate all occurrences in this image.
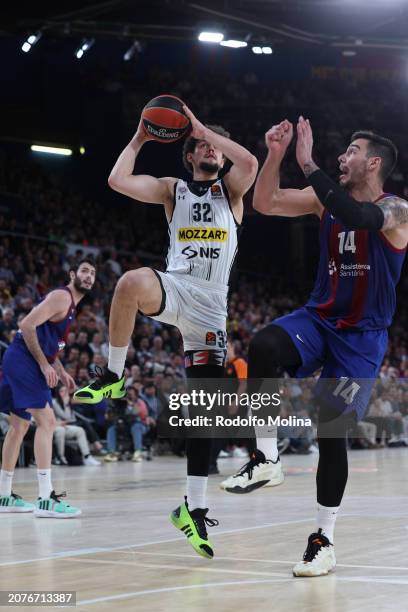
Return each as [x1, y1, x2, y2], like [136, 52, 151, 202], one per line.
[316, 398, 349, 506]
[316, 437, 348, 507]
[185, 358, 224, 477]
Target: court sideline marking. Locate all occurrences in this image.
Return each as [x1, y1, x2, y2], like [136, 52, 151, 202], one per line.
[0, 516, 314, 567]
[76, 578, 292, 607]
[113, 549, 408, 572]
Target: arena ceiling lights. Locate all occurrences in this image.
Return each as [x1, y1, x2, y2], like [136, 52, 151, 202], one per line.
[198, 31, 224, 43]
[220, 39, 247, 48]
[21, 31, 42, 53]
[123, 40, 142, 61]
[252, 46, 273, 54]
[198, 31, 248, 50]
[15, 0, 408, 58]
[75, 38, 94, 59]
[31, 145, 73, 156]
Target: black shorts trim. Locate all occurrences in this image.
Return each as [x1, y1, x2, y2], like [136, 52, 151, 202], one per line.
[139, 269, 166, 317]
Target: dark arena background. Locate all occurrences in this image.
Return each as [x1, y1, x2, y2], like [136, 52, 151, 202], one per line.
[0, 1, 407, 610]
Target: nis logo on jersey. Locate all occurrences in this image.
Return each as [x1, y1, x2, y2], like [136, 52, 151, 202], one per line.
[178, 227, 228, 241]
[182, 246, 220, 260]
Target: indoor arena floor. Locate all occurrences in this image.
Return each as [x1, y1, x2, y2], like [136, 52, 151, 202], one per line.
[0, 449, 407, 612]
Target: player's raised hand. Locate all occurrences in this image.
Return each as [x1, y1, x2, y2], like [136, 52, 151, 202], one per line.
[265, 120, 293, 155]
[41, 363, 59, 388]
[182, 105, 207, 140]
[134, 117, 155, 143]
[296, 116, 314, 168]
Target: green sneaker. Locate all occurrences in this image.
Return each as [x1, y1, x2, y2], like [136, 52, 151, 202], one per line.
[34, 490, 81, 518]
[170, 497, 219, 559]
[0, 492, 35, 513]
[73, 367, 126, 404]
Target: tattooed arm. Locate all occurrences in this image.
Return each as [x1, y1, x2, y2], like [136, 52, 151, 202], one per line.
[378, 196, 408, 249]
[378, 196, 408, 229]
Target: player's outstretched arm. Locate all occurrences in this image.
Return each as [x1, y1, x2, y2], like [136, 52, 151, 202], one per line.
[253, 120, 322, 218]
[108, 118, 176, 208]
[19, 290, 72, 388]
[183, 105, 258, 200]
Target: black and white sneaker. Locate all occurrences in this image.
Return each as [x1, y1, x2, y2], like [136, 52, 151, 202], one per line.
[293, 528, 336, 577]
[219, 449, 284, 493]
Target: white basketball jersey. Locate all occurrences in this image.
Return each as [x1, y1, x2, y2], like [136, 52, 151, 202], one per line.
[166, 178, 238, 287]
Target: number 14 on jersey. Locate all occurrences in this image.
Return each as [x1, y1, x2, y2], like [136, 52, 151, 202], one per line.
[338, 231, 356, 254]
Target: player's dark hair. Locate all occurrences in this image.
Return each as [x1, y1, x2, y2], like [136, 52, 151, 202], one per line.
[351, 130, 398, 182]
[69, 258, 96, 274]
[182, 124, 230, 174]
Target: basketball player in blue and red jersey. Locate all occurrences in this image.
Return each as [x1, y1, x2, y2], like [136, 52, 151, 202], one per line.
[0, 259, 96, 517]
[225, 118, 407, 576]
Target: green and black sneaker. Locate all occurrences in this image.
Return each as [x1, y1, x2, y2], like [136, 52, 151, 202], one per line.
[73, 367, 126, 404]
[170, 496, 219, 559]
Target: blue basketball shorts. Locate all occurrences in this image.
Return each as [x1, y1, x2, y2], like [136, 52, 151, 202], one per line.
[0, 343, 52, 421]
[273, 307, 388, 420]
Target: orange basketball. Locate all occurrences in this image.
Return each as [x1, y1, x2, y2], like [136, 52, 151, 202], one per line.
[141, 95, 190, 143]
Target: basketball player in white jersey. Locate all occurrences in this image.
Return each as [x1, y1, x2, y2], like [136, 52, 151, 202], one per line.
[74, 104, 258, 558]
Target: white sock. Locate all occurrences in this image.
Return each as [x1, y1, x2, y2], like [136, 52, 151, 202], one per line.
[254, 424, 279, 461]
[108, 344, 128, 378]
[37, 469, 53, 499]
[0, 470, 14, 497]
[316, 504, 339, 543]
[186, 476, 208, 511]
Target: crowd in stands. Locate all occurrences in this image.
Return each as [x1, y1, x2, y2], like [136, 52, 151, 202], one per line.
[123, 66, 408, 196]
[1, 70, 408, 465]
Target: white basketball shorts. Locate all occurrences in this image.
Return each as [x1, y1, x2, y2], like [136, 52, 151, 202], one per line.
[148, 271, 228, 352]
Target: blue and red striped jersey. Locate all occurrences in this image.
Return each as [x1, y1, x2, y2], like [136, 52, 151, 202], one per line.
[14, 287, 76, 361]
[306, 198, 407, 330]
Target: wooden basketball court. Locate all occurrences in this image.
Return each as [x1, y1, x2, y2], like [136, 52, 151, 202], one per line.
[1, 449, 407, 611]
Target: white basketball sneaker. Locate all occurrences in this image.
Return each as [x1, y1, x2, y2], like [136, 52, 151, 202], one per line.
[293, 529, 336, 577]
[219, 450, 284, 493]
[83, 455, 101, 466]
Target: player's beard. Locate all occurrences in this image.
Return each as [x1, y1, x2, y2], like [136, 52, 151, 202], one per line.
[199, 161, 219, 174]
[73, 275, 92, 295]
[342, 179, 352, 192]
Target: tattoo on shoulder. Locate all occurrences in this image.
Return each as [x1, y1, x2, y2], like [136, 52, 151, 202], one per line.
[303, 160, 319, 178]
[378, 196, 408, 230]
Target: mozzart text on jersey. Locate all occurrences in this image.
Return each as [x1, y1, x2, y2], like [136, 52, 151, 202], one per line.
[177, 227, 228, 241]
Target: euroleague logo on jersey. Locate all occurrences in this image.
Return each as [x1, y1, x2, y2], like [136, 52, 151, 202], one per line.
[182, 245, 220, 259]
[205, 332, 217, 346]
[210, 184, 223, 198]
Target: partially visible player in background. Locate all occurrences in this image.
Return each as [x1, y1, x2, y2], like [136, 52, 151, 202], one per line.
[74, 102, 258, 559]
[0, 260, 96, 517]
[225, 118, 408, 576]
